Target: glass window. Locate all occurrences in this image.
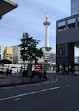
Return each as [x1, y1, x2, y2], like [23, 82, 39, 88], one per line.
[58, 46, 65, 56]
[68, 18, 75, 24]
[78, 17, 79, 26]
[58, 21, 66, 31]
[67, 18, 75, 29]
[58, 21, 65, 27]
[78, 17, 79, 21]
[0, 55, 1, 59]
[71, 0, 79, 15]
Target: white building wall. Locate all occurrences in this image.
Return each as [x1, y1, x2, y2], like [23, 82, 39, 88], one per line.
[42, 48, 56, 64]
[11, 46, 18, 64]
[0, 45, 5, 59]
[11, 45, 24, 64]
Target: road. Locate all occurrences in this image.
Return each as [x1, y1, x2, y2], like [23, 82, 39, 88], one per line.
[0, 75, 79, 111]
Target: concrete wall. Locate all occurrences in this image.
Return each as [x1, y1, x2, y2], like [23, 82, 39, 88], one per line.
[56, 14, 79, 44]
[56, 14, 79, 72]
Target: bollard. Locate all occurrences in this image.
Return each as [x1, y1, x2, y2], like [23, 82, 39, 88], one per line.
[29, 77, 32, 86]
[40, 75, 42, 81]
[29, 80, 32, 86]
[53, 74, 56, 81]
[12, 76, 13, 84]
[14, 81, 16, 86]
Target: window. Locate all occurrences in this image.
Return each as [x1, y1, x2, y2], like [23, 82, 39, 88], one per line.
[78, 17, 79, 26]
[60, 49, 62, 55]
[58, 21, 66, 31]
[58, 46, 65, 56]
[0, 55, 1, 59]
[62, 46, 65, 55]
[67, 18, 75, 29]
[71, 0, 79, 15]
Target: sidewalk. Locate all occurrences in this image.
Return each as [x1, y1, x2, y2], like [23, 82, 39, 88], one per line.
[0, 73, 47, 87]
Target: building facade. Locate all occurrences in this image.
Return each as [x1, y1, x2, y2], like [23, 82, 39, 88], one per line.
[4, 47, 13, 62]
[11, 45, 22, 64]
[48, 52, 56, 64]
[12, 45, 56, 65]
[71, 0, 79, 15]
[42, 48, 56, 64]
[56, 0, 79, 72]
[12, 46, 44, 64]
[56, 12, 79, 72]
[0, 45, 5, 60]
[75, 56, 79, 63]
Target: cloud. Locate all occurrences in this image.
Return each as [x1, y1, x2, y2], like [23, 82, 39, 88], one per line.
[0, 0, 70, 52]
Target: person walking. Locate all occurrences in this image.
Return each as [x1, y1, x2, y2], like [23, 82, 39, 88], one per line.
[6, 68, 9, 77]
[10, 69, 12, 76]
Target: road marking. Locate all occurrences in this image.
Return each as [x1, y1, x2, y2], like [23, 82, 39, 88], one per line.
[17, 85, 27, 88]
[0, 79, 58, 89]
[1, 87, 13, 90]
[30, 84, 41, 86]
[0, 87, 60, 101]
[14, 98, 21, 101]
[66, 85, 69, 87]
[41, 89, 47, 92]
[32, 79, 58, 86]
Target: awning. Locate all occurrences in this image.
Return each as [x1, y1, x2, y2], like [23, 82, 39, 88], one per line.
[0, 0, 18, 18]
[0, 59, 12, 64]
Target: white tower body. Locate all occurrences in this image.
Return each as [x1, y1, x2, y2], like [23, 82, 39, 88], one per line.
[45, 25, 49, 47]
[43, 14, 51, 51]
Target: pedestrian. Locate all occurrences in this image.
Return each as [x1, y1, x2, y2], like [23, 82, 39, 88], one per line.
[6, 68, 9, 77]
[38, 72, 42, 81]
[44, 71, 46, 78]
[10, 69, 12, 76]
[20, 69, 22, 76]
[44, 66, 47, 79]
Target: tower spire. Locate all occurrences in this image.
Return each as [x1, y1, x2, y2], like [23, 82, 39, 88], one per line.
[46, 14, 48, 21]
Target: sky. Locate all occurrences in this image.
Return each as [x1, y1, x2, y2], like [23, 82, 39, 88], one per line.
[0, 0, 71, 53]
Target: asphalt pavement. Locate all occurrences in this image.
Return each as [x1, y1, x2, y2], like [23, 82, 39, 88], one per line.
[0, 75, 79, 111]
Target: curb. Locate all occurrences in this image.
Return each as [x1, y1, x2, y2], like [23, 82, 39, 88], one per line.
[0, 78, 48, 88]
[56, 73, 79, 76]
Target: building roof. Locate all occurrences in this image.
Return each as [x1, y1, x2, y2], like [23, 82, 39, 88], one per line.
[0, 0, 18, 19]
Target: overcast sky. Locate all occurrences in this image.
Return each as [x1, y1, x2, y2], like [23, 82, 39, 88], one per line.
[0, 0, 71, 53]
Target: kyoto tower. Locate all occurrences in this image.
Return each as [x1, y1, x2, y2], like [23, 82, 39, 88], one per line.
[43, 14, 52, 51]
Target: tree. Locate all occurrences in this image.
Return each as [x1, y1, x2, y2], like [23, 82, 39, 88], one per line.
[19, 33, 43, 75]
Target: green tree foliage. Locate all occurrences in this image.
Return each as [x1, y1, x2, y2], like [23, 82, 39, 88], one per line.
[19, 33, 43, 66]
